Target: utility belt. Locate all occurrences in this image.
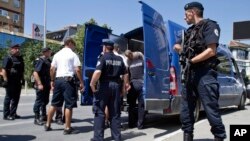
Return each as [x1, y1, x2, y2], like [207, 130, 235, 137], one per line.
[191, 59, 219, 70]
[56, 76, 73, 81]
[100, 78, 121, 83]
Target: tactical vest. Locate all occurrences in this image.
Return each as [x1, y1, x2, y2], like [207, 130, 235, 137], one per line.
[183, 19, 219, 68]
[7, 55, 24, 81]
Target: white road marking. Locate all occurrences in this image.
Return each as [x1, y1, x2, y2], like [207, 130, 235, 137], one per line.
[154, 119, 207, 141]
[0, 120, 33, 127]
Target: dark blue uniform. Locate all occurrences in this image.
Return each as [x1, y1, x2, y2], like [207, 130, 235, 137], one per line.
[180, 19, 226, 139]
[3, 55, 24, 119]
[33, 57, 51, 120]
[93, 52, 126, 141]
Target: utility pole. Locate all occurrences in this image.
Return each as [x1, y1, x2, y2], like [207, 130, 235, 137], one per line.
[43, 0, 47, 48]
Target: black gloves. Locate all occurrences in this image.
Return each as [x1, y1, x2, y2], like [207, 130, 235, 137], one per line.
[2, 81, 8, 88]
[21, 79, 25, 86]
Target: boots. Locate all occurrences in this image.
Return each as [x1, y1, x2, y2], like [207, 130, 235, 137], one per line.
[40, 115, 47, 122]
[184, 133, 193, 141]
[214, 137, 224, 141]
[34, 114, 43, 125]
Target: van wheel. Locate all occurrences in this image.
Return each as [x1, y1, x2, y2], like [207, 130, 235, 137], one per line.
[194, 100, 201, 122]
[238, 94, 246, 110]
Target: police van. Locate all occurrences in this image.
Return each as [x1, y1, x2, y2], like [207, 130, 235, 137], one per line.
[81, 1, 247, 120]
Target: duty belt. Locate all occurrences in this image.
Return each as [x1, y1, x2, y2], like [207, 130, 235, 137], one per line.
[56, 76, 73, 81]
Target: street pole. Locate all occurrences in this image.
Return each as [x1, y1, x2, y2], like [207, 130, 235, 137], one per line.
[43, 0, 47, 48]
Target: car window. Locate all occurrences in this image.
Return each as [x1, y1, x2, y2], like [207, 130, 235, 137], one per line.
[217, 55, 231, 76]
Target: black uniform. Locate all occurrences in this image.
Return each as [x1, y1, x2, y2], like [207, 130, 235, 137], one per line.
[180, 19, 226, 139]
[126, 52, 145, 129]
[93, 52, 126, 141]
[33, 57, 51, 121]
[2, 55, 24, 119]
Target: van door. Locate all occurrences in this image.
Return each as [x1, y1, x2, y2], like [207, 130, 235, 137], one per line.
[140, 2, 171, 111]
[81, 24, 111, 105]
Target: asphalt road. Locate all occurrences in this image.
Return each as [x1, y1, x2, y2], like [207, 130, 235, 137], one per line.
[0, 88, 250, 141]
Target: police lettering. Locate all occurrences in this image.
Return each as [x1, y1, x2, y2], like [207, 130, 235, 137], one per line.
[130, 62, 143, 68]
[105, 60, 121, 66]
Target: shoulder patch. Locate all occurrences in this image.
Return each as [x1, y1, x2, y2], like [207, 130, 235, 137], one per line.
[214, 29, 219, 36]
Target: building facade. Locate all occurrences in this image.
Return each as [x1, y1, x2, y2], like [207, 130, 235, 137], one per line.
[46, 24, 81, 42]
[229, 40, 250, 78]
[0, 0, 25, 33]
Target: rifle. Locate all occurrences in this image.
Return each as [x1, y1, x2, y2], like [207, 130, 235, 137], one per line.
[179, 30, 195, 84]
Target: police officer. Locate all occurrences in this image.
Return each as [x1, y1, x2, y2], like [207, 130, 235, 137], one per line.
[173, 2, 226, 141]
[2, 44, 24, 120]
[124, 50, 145, 129]
[33, 47, 52, 125]
[44, 37, 84, 135]
[90, 39, 128, 141]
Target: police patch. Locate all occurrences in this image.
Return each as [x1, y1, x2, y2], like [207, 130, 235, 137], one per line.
[214, 29, 219, 36]
[96, 61, 100, 67]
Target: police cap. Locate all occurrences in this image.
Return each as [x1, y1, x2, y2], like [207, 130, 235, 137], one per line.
[42, 47, 51, 52]
[184, 2, 204, 11]
[9, 44, 20, 48]
[101, 39, 114, 47]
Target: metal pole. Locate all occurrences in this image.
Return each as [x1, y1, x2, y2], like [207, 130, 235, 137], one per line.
[43, 0, 47, 48]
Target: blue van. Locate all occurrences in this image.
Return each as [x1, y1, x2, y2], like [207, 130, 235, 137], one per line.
[81, 1, 247, 120]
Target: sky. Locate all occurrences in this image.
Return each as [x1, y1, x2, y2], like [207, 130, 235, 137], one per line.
[24, 0, 250, 44]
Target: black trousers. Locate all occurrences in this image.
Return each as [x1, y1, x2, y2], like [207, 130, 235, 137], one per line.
[127, 81, 145, 128]
[33, 84, 50, 116]
[3, 83, 22, 118]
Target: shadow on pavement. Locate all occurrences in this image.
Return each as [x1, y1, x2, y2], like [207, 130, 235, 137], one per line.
[0, 134, 36, 141]
[104, 131, 147, 141]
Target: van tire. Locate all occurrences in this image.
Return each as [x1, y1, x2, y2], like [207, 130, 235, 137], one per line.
[194, 100, 201, 122]
[238, 93, 246, 110]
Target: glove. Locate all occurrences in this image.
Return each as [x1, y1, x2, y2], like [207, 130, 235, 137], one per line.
[21, 79, 25, 86]
[2, 81, 8, 88]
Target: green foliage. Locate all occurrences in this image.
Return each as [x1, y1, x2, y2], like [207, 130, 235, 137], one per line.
[20, 39, 61, 87]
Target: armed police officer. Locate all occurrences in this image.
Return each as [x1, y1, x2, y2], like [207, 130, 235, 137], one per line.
[90, 39, 129, 141]
[2, 44, 24, 120]
[173, 2, 226, 141]
[33, 47, 52, 125]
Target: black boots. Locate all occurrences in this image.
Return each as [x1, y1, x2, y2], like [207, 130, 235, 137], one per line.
[214, 137, 224, 141]
[34, 114, 44, 125]
[184, 133, 193, 141]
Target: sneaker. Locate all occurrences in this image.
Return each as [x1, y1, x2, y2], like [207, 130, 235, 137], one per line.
[63, 127, 80, 135]
[44, 124, 52, 131]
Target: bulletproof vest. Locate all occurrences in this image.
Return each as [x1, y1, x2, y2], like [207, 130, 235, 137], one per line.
[34, 57, 51, 83]
[8, 55, 24, 80]
[183, 19, 219, 68]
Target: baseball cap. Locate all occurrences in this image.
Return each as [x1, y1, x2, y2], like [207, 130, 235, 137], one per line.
[42, 47, 51, 52]
[101, 39, 114, 46]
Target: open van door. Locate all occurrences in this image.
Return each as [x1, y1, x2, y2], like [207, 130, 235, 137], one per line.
[81, 24, 111, 105]
[140, 2, 171, 112]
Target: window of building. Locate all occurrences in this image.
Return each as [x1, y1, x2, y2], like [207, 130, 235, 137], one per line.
[13, 0, 20, 8]
[13, 13, 19, 22]
[0, 9, 8, 17]
[1, 0, 9, 3]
